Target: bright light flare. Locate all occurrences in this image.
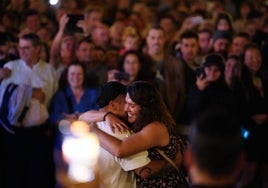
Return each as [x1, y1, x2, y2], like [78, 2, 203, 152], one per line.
[62, 121, 100, 183]
[49, 0, 59, 6]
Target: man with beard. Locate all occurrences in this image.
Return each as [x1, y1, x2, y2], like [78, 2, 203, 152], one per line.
[211, 30, 232, 60]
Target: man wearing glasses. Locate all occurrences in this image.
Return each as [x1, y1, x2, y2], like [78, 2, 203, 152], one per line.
[0, 33, 57, 188]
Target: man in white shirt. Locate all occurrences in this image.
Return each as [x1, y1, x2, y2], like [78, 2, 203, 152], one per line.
[0, 33, 57, 107]
[0, 33, 57, 188]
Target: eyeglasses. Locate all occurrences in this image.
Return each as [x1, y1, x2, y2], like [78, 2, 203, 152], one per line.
[18, 46, 32, 51]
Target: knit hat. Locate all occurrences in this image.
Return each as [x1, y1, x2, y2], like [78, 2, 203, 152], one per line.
[203, 54, 225, 73]
[97, 81, 126, 108]
[212, 30, 232, 42]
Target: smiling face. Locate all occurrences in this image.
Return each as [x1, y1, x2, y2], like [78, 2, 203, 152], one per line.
[123, 53, 141, 78]
[244, 47, 262, 74]
[204, 65, 222, 82]
[67, 64, 84, 89]
[124, 93, 140, 124]
[146, 28, 165, 55]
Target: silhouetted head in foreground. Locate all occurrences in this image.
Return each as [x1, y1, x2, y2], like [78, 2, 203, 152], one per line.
[185, 109, 245, 186]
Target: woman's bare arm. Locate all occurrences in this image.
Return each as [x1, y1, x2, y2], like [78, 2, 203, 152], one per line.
[79, 111, 128, 132]
[50, 14, 68, 68]
[79, 110, 106, 122]
[89, 121, 169, 157]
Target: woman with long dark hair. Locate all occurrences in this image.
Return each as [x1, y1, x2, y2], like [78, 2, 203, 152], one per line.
[81, 81, 189, 188]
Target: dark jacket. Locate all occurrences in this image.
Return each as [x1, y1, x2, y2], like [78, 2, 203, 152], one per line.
[188, 78, 236, 121]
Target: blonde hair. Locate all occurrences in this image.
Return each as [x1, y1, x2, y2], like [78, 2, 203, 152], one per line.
[122, 26, 140, 44]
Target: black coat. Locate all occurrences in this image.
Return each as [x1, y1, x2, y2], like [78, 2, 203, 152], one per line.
[188, 78, 236, 122]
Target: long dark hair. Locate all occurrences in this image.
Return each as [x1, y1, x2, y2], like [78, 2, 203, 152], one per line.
[118, 50, 155, 82]
[118, 50, 143, 81]
[127, 81, 175, 133]
[215, 12, 234, 34]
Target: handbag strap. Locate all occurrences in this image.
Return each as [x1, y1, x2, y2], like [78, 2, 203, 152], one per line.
[156, 148, 179, 172]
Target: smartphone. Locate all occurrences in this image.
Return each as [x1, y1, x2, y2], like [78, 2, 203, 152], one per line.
[114, 72, 130, 81]
[65, 14, 84, 33]
[196, 67, 206, 77]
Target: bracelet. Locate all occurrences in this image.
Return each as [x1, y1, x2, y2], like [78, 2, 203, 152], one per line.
[103, 112, 112, 121]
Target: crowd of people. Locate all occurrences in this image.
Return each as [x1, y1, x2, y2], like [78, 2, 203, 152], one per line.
[0, 0, 268, 187]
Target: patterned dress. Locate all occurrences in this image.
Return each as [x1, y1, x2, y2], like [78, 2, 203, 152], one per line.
[136, 134, 189, 188]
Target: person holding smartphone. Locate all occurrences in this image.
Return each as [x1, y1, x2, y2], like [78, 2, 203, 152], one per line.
[187, 53, 237, 122]
[108, 50, 157, 87]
